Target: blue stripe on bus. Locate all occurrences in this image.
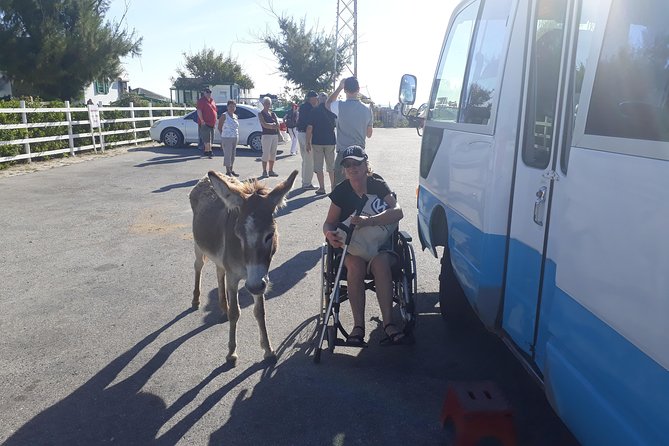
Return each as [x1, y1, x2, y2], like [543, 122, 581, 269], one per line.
[419, 187, 668, 445]
[535, 260, 669, 446]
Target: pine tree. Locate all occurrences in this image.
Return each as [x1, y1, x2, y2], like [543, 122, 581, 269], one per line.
[261, 14, 351, 93]
[0, 0, 141, 100]
[173, 48, 254, 91]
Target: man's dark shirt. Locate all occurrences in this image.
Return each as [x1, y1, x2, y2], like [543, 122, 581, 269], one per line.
[307, 104, 337, 145]
[296, 102, 313, 132]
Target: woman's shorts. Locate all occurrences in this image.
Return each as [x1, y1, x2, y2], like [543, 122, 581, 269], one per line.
[261, 134, 279, 161]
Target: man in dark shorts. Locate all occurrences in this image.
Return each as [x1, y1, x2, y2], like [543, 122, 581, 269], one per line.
[197, 88, 217, 158]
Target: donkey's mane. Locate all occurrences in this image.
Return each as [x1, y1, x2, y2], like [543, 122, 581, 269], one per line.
[235, 178, 271, 196]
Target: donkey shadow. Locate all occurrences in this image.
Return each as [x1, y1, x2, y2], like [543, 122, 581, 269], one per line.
[3, 291, 274, 446]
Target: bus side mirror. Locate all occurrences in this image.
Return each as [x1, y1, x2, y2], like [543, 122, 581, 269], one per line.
[398, 74, 417, 114]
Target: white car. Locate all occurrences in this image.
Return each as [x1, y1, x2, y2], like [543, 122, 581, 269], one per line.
[149, 103, 263, 151]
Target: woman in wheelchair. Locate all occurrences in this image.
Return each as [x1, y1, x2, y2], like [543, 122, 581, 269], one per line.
[322, 145, 408, 346]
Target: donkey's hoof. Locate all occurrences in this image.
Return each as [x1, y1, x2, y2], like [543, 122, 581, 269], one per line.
[226, 354, 238, 367]
[264, 351, 277, 363]
[191, 300, 200, 309]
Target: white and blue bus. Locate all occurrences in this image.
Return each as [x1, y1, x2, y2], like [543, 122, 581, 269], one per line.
[399, 0, 668, 444]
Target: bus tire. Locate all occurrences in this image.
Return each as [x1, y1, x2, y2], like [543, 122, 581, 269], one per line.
[439, 247, 464, 320]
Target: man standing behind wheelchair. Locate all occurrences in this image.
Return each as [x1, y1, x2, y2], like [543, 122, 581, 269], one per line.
[322, 145, 409, 346]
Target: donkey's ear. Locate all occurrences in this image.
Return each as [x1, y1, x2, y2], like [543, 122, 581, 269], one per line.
[268, 169, 298, 209]
[208, 171, 245, 209]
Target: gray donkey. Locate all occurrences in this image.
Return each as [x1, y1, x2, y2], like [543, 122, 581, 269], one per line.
[190, 170, 298, 365]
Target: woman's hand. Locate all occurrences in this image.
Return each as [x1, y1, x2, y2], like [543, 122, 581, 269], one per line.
[325, 230, 344, 248]
[350, 215, 373, 227]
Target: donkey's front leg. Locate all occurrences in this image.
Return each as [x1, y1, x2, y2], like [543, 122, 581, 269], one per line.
[225, 280, 241, 366]
[216, 266, 229, 317]
[253, 293, 276, 361]
[192, 247, 205, 309]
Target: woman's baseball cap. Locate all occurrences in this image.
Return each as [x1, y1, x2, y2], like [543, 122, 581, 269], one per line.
[340, 145, 368, 164]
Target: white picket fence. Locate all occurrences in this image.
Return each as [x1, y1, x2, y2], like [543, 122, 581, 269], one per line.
[0, 101, 192, 164]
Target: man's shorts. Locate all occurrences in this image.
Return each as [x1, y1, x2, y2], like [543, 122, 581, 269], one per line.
[199, 124, 214, 145]
[312, 144, 335, 173]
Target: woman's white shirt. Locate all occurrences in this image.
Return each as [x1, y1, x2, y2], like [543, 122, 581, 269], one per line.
[221, 112, 239, 137]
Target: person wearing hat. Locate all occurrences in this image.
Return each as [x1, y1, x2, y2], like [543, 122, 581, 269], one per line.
[296, 91, 319, 189]
[322, 145, 408, 346]
[326, 77, 374, 185]
[196, 88, 217, 158]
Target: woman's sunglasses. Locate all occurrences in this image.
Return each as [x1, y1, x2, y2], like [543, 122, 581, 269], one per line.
[342, 160, 363, 168]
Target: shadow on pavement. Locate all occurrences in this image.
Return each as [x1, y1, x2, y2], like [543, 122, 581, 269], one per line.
[209, 290, 580, 445]
[2, 289, 255, 446]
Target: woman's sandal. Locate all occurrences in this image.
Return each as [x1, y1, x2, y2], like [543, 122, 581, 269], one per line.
[346, 325, 366, 346]
[380, 323, 411, 346]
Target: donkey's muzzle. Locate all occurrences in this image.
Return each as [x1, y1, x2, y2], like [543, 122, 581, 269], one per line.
[246, 276, 267, 295]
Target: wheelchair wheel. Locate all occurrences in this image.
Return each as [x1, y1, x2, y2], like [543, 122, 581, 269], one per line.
[319, 243, 330, 324]
[395, 232, 418, 334]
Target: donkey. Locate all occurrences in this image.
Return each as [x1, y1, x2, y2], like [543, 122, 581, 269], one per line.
[190, 169, 298, 365]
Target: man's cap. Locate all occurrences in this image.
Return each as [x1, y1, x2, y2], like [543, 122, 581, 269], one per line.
[306, 90, 318, 98]
[203, 88, 212, 93]
[340, 145, 368, 164]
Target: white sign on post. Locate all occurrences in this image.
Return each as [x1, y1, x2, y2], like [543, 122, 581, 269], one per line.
[88, 105, 101, 128]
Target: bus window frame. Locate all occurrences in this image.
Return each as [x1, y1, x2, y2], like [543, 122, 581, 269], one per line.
[570, 0, 669, 162]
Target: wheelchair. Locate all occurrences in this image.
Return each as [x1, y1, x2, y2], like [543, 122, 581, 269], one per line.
[314, 224, 418, 363]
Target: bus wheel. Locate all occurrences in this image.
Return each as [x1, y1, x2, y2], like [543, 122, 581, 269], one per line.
[439, 247, 465, 320]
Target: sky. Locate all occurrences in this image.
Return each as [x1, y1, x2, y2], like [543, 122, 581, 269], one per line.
[106, 0, 456, 107]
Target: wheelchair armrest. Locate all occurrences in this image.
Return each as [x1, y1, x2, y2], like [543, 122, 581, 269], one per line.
[398, 230, 412, 242]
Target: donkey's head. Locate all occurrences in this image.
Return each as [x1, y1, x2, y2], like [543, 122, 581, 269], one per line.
[208, 170, 298, 295]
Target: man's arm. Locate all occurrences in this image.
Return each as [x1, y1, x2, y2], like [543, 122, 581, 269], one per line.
[326, 79, 345, 110]
[305, 124, 313, 152]
[258, 112, 278, 130]
[366, 107, 373, 138]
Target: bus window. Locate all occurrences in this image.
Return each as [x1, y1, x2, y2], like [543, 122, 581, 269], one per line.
[460, 0, 512, 125]
[429, 1, 479, 123]
[585, 0, 669, 142]
[561, 0, 599, 174]
[522, 0, 568, 169]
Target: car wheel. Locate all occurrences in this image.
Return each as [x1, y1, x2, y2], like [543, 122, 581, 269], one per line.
[161, 128, 184, 147]
[248, 132, 262, 152]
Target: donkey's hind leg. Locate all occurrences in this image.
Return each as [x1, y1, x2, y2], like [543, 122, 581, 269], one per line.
[253, 293, 276, 361]
[216, 266, 229, 317]
[192, 246, 206, 309]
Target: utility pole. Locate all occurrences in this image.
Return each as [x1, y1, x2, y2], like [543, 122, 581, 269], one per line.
[334, 0, 357, 87]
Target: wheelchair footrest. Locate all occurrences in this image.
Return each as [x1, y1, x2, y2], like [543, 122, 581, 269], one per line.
[334, 338, 368, 348]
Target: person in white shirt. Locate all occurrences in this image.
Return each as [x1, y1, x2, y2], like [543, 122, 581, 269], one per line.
[217, 100, 240, 176]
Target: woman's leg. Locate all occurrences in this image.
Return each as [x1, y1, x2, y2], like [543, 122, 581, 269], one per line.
[222, 138, 233, 171]
[230, 136, 238, 170]
[288, 128, 298, 154]
[270, 135, 279, 173]
[344, 254, 367, 331]
[369, 253, 396, 330]
[261, 135, 270, 175]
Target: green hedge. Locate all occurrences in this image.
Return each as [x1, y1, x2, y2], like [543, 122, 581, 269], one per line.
[0, 95, 181, 168]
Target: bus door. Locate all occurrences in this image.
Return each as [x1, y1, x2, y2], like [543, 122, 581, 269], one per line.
[502, 0, 571, 358]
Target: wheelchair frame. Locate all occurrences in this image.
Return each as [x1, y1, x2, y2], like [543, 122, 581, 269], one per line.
[314, 229, 418, 363]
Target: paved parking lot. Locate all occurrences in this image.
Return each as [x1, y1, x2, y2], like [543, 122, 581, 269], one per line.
[0, 129, 578, 445]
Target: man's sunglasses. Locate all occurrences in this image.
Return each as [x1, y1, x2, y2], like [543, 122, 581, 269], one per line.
[342, 160, 363, 168]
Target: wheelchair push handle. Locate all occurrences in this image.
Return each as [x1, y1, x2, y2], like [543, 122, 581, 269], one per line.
[343, 194, 367, 245]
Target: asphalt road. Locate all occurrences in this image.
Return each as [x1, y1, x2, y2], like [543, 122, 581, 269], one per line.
[0, 128, 578, 446]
